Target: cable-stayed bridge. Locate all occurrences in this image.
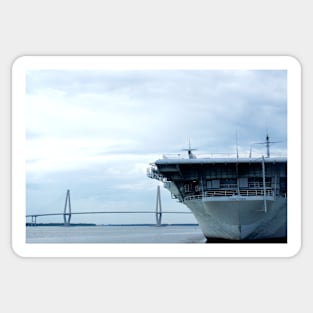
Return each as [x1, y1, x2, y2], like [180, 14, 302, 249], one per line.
[26, 187, 192, 226]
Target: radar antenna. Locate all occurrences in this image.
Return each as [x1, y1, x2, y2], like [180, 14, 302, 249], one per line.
[182, 140, 197, 159]
[255, 134, 280, 158]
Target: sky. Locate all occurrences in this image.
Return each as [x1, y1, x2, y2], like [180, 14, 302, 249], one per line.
[25, 69, 287, 225]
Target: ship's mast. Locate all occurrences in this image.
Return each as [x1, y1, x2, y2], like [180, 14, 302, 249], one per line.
[266, 134, 270, 158]
[255, 134, 280, 158]
[236, 130, 239, 159]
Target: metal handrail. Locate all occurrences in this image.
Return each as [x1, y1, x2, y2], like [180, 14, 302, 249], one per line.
[184, 189, 274, 201]
[161, 153, 285, 159]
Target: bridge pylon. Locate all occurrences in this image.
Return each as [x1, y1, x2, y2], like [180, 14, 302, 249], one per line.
[155, 186, 162, 226]
[63, 189, 72, 226]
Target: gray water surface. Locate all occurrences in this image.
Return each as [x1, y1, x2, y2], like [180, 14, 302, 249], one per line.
[26, 225, 205, 243]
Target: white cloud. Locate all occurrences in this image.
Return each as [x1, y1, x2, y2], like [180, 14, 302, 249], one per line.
[25, 69, 287, 223]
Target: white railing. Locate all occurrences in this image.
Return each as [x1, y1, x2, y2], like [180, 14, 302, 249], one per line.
[162, 153, 241, 159]
[162, 152, 286, 159]
[184, 189, 274, 201]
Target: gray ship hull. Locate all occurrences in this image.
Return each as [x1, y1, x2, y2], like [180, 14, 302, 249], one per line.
[149, 146, 288, 242]
[184, 196, 287, 241]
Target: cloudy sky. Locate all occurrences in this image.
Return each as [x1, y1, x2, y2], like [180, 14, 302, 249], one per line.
[25, 69, 287, 224]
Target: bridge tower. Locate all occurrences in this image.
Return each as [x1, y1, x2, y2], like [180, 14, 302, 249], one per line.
[63, 189, 72, 226]
[155, 186, 162, 226]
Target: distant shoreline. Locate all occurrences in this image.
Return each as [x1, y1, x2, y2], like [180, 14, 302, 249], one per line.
[26, 223, 199, 227]
[26, 223, 97, 227]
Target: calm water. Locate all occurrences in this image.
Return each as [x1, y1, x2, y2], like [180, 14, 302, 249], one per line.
[26, 225, 205, 243]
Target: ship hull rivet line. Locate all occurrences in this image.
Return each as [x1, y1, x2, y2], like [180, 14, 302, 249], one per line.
[63, 189, 72, 226]
[155, 186, 162, 226]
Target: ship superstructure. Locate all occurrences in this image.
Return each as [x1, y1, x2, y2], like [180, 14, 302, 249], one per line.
[148, 139, 287, 241]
